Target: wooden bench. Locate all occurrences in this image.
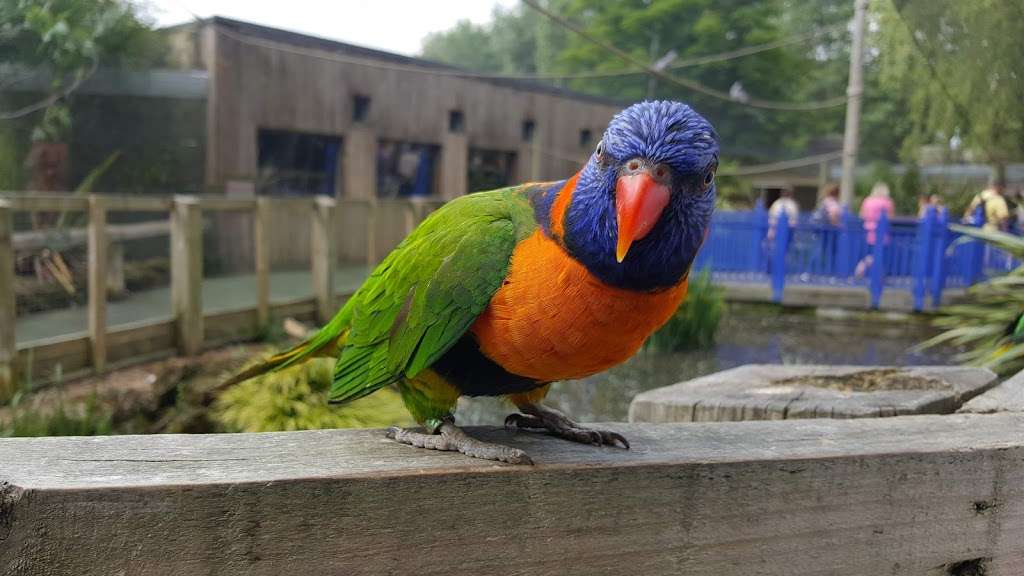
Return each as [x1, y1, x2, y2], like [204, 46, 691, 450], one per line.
[2, 415, 1022, 575]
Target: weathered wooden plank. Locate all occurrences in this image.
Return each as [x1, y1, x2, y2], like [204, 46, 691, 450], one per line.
[254, 196, 272, 328]
[310, 196, 337, 324]
[100, 195, 173, 212]
[0, 201, 15, 401]
[365, 199, 378, 265]
[197, 196, 258, 211]
[629, 365, 998, 423]
[1, 415, 1022, 575]
[87, 196, 108, 373]
[171, 196, 203, 356]
[440, 132, 468, 199]
[11, 220, 170, 251]
[3, 193, 89, 212]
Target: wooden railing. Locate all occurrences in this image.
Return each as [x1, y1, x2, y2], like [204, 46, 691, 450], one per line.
[0, 193, 444, 399]
[1, 413, 1022, 574]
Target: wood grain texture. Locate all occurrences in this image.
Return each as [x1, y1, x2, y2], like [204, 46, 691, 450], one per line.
[171, 196, 203, 356]
[629, 365, 998, 423]
[196, 23, 619, 190]
[87, 196, 108, 373]
[1, 415, 1022, 575]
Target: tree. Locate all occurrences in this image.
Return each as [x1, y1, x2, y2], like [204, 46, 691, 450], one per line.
[876, 0, 1024, 172]
[421, 4, 566, 75]
[0, 0, 162, 190]
[0, 0, 162, 132]
[419, 1, 876, 162]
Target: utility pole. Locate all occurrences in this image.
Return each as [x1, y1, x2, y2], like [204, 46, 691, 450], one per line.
[839, 0, 868, 206]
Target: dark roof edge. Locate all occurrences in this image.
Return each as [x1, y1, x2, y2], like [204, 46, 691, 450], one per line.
[170, 16, 626, 108]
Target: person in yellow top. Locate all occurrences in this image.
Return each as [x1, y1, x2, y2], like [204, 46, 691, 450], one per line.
[966, 183, 1010, 231]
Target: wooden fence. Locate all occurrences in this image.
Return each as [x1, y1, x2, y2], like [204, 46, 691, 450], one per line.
[0, 193, 444, 400]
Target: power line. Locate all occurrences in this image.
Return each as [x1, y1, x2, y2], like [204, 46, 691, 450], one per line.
[439, 27, 841, 82]
[720, 150, 842, 176]
[214, 18, 842, 90]
[521, 0, 846, 111]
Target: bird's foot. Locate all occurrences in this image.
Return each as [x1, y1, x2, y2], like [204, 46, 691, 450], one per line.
[386, 422, 533, 465]
[504, 403, 630, 449]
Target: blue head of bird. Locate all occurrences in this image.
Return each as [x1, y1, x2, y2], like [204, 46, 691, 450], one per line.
[563, 100, 719, 291]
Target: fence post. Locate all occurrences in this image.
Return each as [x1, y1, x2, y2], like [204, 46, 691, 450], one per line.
[366, 199, 378, 267]
[771, 211, 789, 303]
[929, 207, 950, 307]
[911, 206, 934, 312]
[836, 207, 853, 277]
[752, 200, 767, 274]
[869, 211, 888, 309]
[87, 196, 108, 373]
[254, 196, 271, 330]
[311, 196, 337, 324]
[0, 201, 16, 402]
[171, 196, 203, 356]
[965, 205, 986, 286]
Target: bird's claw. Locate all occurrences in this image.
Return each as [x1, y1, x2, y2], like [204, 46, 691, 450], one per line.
[505, 410, 630, 449]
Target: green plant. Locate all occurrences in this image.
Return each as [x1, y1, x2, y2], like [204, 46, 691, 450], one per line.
[213, 358, 414, 432]
[646, 268, 724, 352]
[1, 391, 114, 437]
[918, 227, 1024, 375]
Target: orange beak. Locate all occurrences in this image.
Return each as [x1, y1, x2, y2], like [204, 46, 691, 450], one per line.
[615, 172, 671, 262]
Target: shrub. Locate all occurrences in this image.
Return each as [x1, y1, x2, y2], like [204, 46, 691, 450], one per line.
[918, 227, 1024, 375]
[646, 268, 724, 352]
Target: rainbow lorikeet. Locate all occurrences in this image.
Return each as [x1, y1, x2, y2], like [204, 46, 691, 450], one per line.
[225, 101, 718, 464]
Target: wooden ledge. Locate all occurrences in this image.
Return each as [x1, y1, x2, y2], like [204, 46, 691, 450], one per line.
[2, 415, 1023, 575]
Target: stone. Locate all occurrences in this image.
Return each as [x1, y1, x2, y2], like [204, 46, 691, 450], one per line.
[629, 364, 997, 423]
[958, 368, 1024, 414]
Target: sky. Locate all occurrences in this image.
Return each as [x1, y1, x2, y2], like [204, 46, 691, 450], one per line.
[144, 0, 517, 56]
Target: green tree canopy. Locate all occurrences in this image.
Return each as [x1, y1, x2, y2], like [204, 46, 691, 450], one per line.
[419, 0, 888, 163]
[876, 0, 1024, 169]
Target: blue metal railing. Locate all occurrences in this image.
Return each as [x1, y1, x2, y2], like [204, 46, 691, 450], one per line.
[694, 203, 1020, 310]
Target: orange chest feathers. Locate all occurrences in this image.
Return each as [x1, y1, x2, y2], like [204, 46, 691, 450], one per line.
[470, 230, 688, 382]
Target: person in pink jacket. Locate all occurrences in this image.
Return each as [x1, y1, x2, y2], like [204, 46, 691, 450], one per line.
[855, 182, 895, 277]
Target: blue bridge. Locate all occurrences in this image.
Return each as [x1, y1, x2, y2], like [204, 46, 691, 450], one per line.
[694, 205, 1019, 311]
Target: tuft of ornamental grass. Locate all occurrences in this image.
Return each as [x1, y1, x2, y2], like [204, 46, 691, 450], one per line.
[213, 358, 413, 432]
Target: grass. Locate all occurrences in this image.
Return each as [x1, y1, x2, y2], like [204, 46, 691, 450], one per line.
[0, 391, 114, 437]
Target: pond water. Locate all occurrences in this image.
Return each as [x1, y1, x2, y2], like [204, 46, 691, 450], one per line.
[457, 304, 955, 425]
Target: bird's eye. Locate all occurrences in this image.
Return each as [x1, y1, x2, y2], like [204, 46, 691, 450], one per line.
[701, 165, 717, 190]
[595, 140, 604, 158]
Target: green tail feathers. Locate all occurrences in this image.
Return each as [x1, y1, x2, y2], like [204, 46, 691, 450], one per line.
[221, 304, 352, 389]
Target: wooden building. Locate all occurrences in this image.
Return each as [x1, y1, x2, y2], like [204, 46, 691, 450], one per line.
[165, 17, 624, 201]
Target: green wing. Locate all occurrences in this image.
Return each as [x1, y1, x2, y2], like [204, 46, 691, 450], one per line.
[328, 189, 536, 404]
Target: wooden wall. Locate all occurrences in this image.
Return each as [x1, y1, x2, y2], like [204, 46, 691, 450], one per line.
[194, 21, 619, 195]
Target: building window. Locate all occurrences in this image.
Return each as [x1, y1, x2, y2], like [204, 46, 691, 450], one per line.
[448, 109, 465, 133]
[352, 95, 371, 123]
[579, 128, 592, 148]
[521, 119, 535, 143]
